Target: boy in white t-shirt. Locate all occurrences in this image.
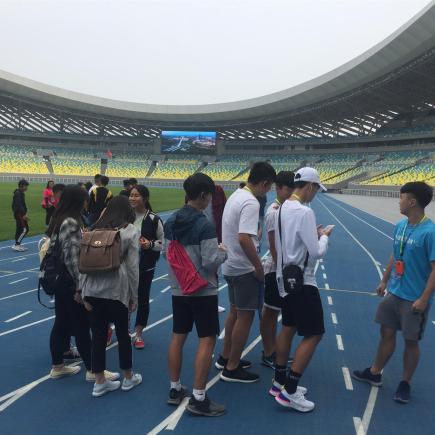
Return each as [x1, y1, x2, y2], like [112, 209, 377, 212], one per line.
[260, 171, 295, 368]
[272, 167, 333, 413]
[216, 162, 276, 384]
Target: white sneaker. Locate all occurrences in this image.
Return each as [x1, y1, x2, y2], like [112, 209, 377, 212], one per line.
[275, 390, 315, 412]
[50, 365, 81, 379]
[218, 306, 226, 313]
[86, 370, 120, 382]
[12, 245, 27, 252]
[92, 379, 121, 397]
[121, 373, 142, 391]
[269, 380, 307, 397]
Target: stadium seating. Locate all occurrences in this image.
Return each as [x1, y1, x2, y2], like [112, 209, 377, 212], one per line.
[0, 145, 49, 174]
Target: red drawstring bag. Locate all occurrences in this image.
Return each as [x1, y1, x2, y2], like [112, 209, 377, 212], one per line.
[166, 240, 208, 295]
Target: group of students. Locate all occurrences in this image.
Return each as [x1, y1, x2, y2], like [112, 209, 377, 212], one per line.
[11, 161, 435, 416]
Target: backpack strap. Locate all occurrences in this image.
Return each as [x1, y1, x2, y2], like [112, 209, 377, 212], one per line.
[278, 205, 309, 272]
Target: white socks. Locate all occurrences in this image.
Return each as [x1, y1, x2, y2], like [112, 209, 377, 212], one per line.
[193, 388, 206, 402]
[170, 380, 181, 391]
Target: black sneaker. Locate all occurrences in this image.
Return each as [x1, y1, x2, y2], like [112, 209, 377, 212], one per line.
[261, 351, 276, 369]
[393, 381, 411, 404]
[186, 395, 226, 417]
[167, 386, 188, 406]
[214, 355, 252, 370]
[220, 366, 259, 383]
[352, 368, 383, 387]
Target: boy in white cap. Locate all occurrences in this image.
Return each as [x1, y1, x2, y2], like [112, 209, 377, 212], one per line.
[271, 167, 334, 412]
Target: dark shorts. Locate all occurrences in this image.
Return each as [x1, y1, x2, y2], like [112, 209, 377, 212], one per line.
[281, 285, 325, 336]
[225, 272, 260, 311]
[375, 293, 430, 341]
[172, 295, 220, 338]
[264, 272, 281, 311]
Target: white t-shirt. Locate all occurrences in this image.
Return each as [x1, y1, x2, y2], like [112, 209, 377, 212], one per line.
[222, 188, 260, 276]
[262, 200, 281, 275]
[275, 199, 329, 295]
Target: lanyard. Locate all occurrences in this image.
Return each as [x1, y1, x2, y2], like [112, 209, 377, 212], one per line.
[243, 186, 253, 195]
[275, 198, 282, 206]
[399, 215, 428, 258]
[290, 193, 302, 203]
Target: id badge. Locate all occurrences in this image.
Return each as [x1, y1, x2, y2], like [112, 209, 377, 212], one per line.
[395, 260, 404, 276]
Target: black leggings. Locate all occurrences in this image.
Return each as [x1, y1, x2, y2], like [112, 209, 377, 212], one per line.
[14, 216, 29, 245]
[87, 297, 132, 373]
[45, 206, 55, 226]
[135, 268, 155, 328]
[50, 288, 92, 370]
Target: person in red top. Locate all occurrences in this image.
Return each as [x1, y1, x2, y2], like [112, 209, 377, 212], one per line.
[42, 180, 56, 227]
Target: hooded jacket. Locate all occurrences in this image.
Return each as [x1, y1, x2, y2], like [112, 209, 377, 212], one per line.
[163, 205, 227, 297]
[12, 189, 27, 217]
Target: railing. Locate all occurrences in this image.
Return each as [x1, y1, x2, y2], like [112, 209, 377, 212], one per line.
[341, 188, 435, 201]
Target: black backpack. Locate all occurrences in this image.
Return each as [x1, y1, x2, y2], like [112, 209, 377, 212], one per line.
[38, 236, 73, 308]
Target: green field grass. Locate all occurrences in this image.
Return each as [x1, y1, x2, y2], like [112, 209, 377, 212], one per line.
[0, 182, 185, 242]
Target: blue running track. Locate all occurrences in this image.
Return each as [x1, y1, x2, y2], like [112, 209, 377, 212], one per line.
[0, 195, 433, 435]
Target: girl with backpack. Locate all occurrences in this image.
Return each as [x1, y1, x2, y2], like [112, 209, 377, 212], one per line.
[47, 185, 117, 382]
[129, 185, 164, 349]
[81, 195, 142, 397]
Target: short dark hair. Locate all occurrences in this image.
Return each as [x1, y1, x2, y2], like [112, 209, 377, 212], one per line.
[247, 162, 276, 185]
[53, 183, 65, 194]
[400, 182, 433, 209]
[94, 174, 101, 182]
[100, 175, 109, 186]
[129, 178, 138, 186]
[239, 182, 247, 189]
[275, 171, 295, 189]
[184, 173, 215, 200]
[123, 179, 132, 188]
[18, 179, 29, 188]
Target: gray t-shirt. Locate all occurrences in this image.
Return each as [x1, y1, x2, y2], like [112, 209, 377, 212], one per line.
[222, 188, 260, 276]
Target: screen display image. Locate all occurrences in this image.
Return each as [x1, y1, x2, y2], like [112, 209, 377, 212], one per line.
[161, 131, 216, 154]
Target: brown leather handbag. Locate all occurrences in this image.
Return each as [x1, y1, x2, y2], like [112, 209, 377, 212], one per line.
[79, 228, 122, 273]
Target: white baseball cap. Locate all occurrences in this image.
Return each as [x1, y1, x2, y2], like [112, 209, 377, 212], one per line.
[294, 167, 327, 191]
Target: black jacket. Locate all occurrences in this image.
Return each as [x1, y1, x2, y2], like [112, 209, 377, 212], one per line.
[12, 189, 27, 217]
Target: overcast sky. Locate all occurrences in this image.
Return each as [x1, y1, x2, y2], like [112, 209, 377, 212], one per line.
[0, 0, 432, 105]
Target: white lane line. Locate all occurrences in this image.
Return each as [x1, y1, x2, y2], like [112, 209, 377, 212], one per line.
[324, 283, 330, 290]
[432, 321, 435, 325]
[0, 252, 38, 263]
[353, 417, 365, 435]
[0, 316, 55, 337]
[322, 273, 327, 280]
[11, 258, 25, 263]
[336, 334, 344, 351]
[8, 277, 29, 285]
[320, 265, 325, 271]
[342, 367, 354, 391]
[319, 198, 384, 435]
[0, 313, 174, 412]
[218, 328, 225, 340]
[149, 316, 281, 433]
[160, 286, 171, 293]
[0, 267, 39, 279]
[4, 311, 32, 323]
[149, 299, 154, 304]
[327, 296, 333, 305]
[331, 313, 338, 325]
[0, 240, 38, 250]
[0, 288, 37, 301]
[323, 195, 393, 239]
[152, 274, 168, 282]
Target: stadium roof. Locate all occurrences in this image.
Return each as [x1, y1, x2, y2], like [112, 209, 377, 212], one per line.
[1, 1, 435, 139]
